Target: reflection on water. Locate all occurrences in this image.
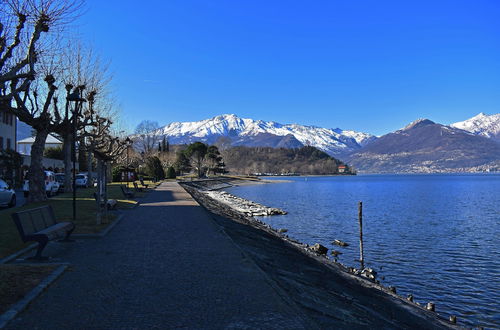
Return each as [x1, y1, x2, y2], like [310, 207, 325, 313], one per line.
[227, 174, 500, 328]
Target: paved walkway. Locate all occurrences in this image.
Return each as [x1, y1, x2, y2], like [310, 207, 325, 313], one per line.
[6, 183, 309, 329]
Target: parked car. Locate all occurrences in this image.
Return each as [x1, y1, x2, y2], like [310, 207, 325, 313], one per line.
[0, 179, 16, 208]
[55, 173, 65, 192]
[75, 174, 88, 187]
[23, 170, 58, 197]
[51, 180, 60, 194]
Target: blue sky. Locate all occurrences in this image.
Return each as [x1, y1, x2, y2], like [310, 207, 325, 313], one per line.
[78, 0, 500, 136]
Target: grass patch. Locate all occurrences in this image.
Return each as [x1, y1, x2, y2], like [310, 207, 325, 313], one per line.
[0, 264, 59, 315]
[0, 182, 149, 259]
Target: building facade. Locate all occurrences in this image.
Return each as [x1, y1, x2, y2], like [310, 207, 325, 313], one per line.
[0, 108, 16, 151]
[17, 134, 63, 155]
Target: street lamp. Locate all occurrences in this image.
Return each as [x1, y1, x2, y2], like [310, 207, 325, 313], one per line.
[125, 137, 132, 188]
[67, 86, 86, 222]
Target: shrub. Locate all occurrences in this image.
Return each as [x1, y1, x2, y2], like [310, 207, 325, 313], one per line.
[112, 166, 123, 182]
[44, 146, 64, 160]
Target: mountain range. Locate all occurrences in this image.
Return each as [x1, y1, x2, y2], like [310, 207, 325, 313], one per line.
[347, 118, 500, 173]
[16, 112, 500, 173]
[150, 113, 500, 173]
[155, 114, 376, 155]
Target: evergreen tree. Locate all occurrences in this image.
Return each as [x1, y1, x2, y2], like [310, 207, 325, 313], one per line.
[0, 150, 23, 185]
[161, 136, 167, 153]
[145, 156, 165, 180]
[207, 145, 224, 175]
[184, 142, 208, 178]
[174, 151, 191, 175]
[166, 166, 176, 179]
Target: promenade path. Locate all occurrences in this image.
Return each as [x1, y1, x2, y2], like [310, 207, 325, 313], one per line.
[6, 182, 311, 329]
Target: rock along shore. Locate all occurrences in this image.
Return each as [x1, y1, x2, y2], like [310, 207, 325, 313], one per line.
[206, 190, 287, 216]
[181, 178, 459, 329]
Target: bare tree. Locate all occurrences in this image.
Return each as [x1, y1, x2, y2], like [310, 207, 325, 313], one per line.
[0, 0, 84, 202]
[133, 120, 161, 154]
[53, 43, 111, 192]
[85, 114, 126, 224]
[0, 0, 83, 101]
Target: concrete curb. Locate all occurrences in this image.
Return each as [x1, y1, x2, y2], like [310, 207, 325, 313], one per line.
[73, 213, 124, 239]
[0, 264, 69, 329]
[0, 244, 37, 265]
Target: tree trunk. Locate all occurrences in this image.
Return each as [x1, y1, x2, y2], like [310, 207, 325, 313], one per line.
[87, 150, 93, 184]
[96, 158, 104, 225]
[197, 157, 202, 178]
[28, 130, 49, 203]
[62, 134, 73, 192]
[103, 162, 108, 220]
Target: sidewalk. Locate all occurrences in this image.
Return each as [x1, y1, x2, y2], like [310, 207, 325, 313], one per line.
[6, 182, 310, 329]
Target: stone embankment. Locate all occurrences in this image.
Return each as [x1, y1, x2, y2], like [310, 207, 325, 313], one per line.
[181, 181, 460, 329]
[206, 190, 287, 216]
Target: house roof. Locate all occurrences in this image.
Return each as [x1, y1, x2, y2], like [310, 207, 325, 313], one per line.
[18, 134, 62, 144]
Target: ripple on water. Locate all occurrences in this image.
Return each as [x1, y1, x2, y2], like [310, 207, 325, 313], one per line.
[228, 174, 500, 328]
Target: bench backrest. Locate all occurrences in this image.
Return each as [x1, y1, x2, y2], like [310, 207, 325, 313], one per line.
[12, 205, 57, 239]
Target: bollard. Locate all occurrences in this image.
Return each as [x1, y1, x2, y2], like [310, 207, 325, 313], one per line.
[407, 294, 414, 302]
[388, 286, 397, 294]
[426, 302, 435, 312]
[358, 201, 364, 270]
[449, 315, 456, 324]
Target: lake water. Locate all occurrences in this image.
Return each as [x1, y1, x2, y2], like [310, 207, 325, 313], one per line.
[227, 174, 500, 328]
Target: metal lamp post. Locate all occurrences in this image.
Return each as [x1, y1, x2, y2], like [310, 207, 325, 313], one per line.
[125, 137, 132, 188]
[67, 86, 86, 222]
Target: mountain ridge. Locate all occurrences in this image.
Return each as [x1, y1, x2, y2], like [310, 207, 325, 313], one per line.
[347, 118, 500, 173]
[155, 114, 376, 155]
[451, 112, 500, 141]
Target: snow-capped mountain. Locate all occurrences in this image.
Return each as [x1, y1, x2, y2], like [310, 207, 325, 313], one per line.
[451, 113, 500, 141]
[348, 118, 500, 173]
[155, 114, 376, 155]
[332, 128, 377, 147]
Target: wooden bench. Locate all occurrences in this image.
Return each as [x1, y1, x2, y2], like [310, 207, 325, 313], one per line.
[11, 205, 75, 260]
[93, 193, 117, 210]
[120, 185, 135, 198]
[139, 178, 149, 188]
[133, 182, 143, 192]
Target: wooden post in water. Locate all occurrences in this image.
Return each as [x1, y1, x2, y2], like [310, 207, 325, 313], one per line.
[358, 201, 365, 270]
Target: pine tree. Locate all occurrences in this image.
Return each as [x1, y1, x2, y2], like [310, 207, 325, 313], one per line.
[161, 136, 167, 153]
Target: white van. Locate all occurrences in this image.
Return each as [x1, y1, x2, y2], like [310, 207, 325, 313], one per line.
[23, 170, 59, 197]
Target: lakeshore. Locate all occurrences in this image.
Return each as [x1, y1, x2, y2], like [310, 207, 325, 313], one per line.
[3, 181, 457, 329]
[218, 174, 500, 328]
[181, 178, 459, 328]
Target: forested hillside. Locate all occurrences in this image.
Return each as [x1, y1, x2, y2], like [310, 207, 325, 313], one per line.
[222, 146, 353, 175]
